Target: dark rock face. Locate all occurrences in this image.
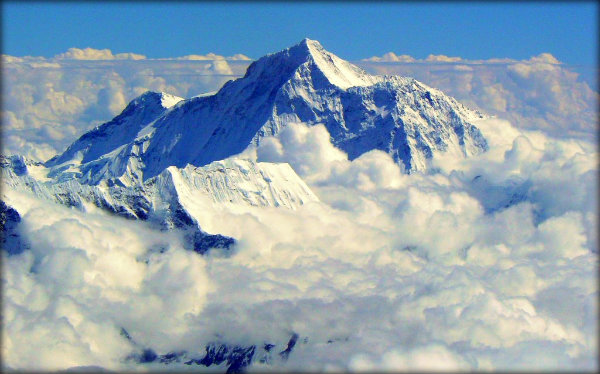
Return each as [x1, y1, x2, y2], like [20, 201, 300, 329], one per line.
[129, 343, 257, 373]
[192, 231, 236, 255]
[0, 200, 25, 255]
[0, 200, 20, 229]
[186, 344, 257, 374]
[125, 333, 302, 372]
[138, 348, 158, 364]
[169, 202, 197, 228]
[279, 333, 299, 361]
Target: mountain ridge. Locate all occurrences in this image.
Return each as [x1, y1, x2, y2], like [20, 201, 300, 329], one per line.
[1, 153, 319, 256]
[46, 91, 183, 168]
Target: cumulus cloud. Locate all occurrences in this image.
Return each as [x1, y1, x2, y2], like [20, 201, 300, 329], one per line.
[252, 122, 595, 370]
[362, 52, 415, 62]
[2, 191, 212, 370]
[425, 54, 463, 63]
[529, 53, 561, 64]
[55, 47, 146, 60]
[175, 52, 251, 61]
[363, 51, 563, 66]
[349, 344, 471, 371]
[1, 54, 24, 63]
[4, 117, 596, 371]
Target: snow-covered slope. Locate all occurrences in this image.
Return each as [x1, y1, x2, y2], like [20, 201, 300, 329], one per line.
[0, 200, 24, 255]
[45, 91, 182, 168]
[3, 155, 317, 214]
[161, 159, 318, 210]
[46, 38, 488, 185]
[2, 154, 318, 253]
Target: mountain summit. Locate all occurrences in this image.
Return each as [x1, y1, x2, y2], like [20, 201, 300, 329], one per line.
[248, 38, 382, 90]
[46, 38, 488, 185]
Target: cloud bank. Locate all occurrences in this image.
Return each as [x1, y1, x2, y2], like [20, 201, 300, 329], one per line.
[2, 117, 597, 371]
[54, 47, 147, 61]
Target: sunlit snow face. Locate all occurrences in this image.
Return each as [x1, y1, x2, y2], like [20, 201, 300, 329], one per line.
[2, 118, 597, 371]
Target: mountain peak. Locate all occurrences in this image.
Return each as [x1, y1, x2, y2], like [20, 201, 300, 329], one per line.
[296, 37, 322, 50]
[133, 91, 183, 109]
[45, 90, 182, 167]
[238, 38, 378, 90]
[281, 38, 324, 62]
[305, 39, 380, 89]
[260, 38, 380, 90]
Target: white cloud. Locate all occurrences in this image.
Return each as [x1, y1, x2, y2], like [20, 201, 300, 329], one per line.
[362, 52, 416, 62]
[2, 54, 24, 63]
[55, 47, 146, 60]
[349, 344, 471, 371]
[529, 53, 561, 65]
[1, 52, 240, 161]
[175, 52, 251, 61]
[363, 52, 563, 66]
[4, 134, 58, 162]
[256, 123, 348, 183]
[2, 192, 212, 370]
[425, 54, 463, 63]
[6, 118, 596, 371]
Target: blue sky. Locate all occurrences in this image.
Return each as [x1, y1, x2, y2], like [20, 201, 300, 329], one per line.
[2, 1, 598, 66]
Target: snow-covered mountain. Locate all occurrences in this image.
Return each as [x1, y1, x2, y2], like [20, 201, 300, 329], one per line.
[1, 36, 492, 309]
[1, 39, 494, 371]
[44, 38, 488, 187]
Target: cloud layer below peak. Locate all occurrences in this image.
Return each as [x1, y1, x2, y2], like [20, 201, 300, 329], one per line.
[2, 117, 597, 371]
